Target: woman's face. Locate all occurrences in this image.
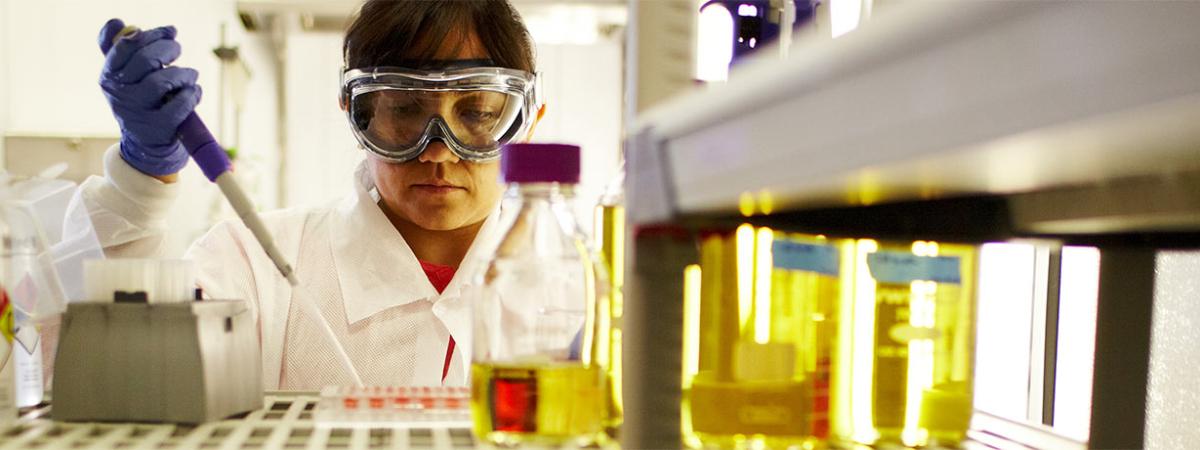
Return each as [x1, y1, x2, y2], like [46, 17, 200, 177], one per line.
[366, 30, 503, 232]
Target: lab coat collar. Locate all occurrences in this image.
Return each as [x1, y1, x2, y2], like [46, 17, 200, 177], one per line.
[331, 162, 500, 325]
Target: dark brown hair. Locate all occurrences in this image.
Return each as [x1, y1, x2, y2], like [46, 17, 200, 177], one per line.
[343, 0, 536, 72]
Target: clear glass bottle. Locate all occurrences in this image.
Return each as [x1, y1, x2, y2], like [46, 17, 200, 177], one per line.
[469, 143, 612, 447]
[832, 239, 978, 448]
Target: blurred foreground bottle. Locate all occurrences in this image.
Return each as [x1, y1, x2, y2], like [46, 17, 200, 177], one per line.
[594, 167, 624, 436]
[684, 226, 848, 448]
[1, 207, 43, 408]
[832, 239, 978, 448]
[469, 143, 613, 446]
[0, 216, 16, 421]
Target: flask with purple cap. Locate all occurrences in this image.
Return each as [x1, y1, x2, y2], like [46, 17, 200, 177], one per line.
[468, 143, 612, 446]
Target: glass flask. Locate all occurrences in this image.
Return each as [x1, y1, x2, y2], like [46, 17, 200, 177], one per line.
[832, 239, 979, 448]
[684, 225, 850, 448]
[469, 143, 612, 446]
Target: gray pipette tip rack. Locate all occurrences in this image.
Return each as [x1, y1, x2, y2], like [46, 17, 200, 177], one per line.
[52, 300, 263, 424]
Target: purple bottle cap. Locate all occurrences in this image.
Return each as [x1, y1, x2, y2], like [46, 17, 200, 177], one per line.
[501, 143, 580, 184]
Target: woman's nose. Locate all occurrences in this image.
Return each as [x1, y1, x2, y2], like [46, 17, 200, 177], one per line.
[417, 140, 461, 164]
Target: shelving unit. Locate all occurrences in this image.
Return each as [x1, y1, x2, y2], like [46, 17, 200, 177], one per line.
[620, 2, 1200, 449]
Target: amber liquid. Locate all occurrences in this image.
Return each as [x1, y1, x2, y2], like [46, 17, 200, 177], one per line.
[834, 240, 978, 448]
[471, 362, 606, 446]
[684, 230, 839, 448]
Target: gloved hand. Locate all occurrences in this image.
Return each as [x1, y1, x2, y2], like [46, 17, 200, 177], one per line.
[97, 18, 201, 177]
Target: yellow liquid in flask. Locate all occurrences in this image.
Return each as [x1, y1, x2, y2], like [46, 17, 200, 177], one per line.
[594, 203, 624, 433]
[471, 362, 606, 446]
[833, 240, 978, 448]
[684, 228, 847, 448]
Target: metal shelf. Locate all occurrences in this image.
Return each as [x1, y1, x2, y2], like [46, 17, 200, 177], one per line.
[620, 3, 1200, 449]
[626, 1, 1200, 236]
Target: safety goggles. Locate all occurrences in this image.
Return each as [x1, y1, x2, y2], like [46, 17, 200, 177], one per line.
[341, 65, 539, 163]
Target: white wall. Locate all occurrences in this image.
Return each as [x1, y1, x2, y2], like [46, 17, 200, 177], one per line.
[229, 32, 281, 211]
[282, 31, 361, 208]
[0, 0, 8, 169]
[2, 0, 279, 254]
[533, 41, 624, 230]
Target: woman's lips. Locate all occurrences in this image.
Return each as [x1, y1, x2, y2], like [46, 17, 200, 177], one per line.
[411, 184, 465, 195]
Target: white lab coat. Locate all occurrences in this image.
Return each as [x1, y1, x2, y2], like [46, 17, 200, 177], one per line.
[70, 146, 499, 389]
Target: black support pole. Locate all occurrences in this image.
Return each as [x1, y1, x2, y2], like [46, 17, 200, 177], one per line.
[1087, 247, 1155, 449]
[622, 229, 695, 449]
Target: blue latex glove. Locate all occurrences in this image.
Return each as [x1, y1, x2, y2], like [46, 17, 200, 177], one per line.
[97, 18, 201, 176]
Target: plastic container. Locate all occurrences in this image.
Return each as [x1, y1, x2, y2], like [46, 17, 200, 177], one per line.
[467, 143, 613, 447]
[2, 173, 105, 405]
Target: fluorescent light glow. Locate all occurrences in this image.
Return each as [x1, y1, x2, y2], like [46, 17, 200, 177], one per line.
[851, 239, 879, 443]
[523, 5, 601, 45]
[903, 242, 938, 446]
[754, 228, 774, 344]
[697, 5, 734, 82]
[738, 4, 759, 16]
[831, 0, 863, 38]
[736, 224, 756, 334]
[904, 280, 936, 446]
[683, 264, 703, 387]
[1054, 246, 1100, 441]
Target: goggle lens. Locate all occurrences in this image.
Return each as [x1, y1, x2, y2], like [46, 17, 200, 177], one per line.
[351, 89, 523, 154]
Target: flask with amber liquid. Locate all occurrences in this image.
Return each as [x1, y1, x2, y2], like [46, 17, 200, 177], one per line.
[832, 239, 978, 448]
[683, 226, 849, 448]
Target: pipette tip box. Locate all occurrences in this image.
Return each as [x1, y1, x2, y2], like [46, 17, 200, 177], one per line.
[52, 300, 263, 423]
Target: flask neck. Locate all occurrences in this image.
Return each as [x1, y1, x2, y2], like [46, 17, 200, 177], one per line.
[508, 182, 576, 200]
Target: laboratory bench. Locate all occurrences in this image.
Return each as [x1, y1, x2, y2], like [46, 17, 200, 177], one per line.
[0, 393, 476, 450]
[0, 397, 1068, 450]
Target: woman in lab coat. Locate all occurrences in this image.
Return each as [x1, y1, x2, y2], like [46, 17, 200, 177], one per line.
[79, 0, 542, 389]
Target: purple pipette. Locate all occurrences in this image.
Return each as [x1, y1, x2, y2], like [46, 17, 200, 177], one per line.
[108, 25, 363, 386]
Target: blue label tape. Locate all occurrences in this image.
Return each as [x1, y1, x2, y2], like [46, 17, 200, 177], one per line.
[866, 251, 962, 284]
[773, 240, 840, 276]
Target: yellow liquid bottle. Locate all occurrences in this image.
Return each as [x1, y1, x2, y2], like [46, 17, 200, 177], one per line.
[594, 187, 624, 435]
[684, 226, 847, 448]
[471, 362, 605, 446]
[468, 145, 610, 446]
[832, 240, 978, 448]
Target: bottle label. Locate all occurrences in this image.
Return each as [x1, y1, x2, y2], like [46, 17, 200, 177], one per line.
[772, 241, 839, 276]
[866, 251, 961, 284]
